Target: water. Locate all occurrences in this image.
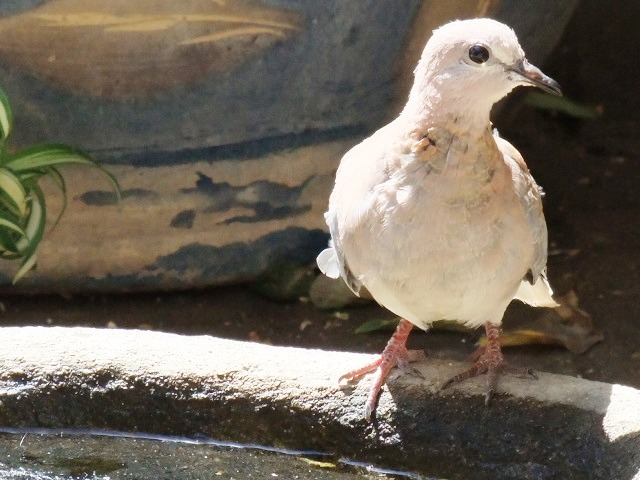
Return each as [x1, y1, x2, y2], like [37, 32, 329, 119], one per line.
[0, 429, 433, 480]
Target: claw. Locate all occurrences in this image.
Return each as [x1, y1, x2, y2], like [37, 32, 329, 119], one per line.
[339, 319, 425, 421]
[442, 322, 537, 404]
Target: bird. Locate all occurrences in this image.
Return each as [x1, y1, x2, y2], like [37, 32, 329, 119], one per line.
[317, 18, 562, 421]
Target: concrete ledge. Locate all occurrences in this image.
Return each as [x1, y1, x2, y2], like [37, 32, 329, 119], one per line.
[0, 327, 638, 479]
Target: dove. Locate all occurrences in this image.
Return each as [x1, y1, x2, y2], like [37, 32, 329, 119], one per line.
[317, 18, 561, 420]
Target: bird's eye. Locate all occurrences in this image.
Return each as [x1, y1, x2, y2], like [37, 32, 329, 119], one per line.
[468, 44, 490, 64]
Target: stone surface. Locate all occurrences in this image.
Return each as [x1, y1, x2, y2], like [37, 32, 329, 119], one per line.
[0, 326, 637, 479]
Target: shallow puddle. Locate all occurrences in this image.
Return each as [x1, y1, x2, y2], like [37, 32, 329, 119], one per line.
[0, 428, 432, 480]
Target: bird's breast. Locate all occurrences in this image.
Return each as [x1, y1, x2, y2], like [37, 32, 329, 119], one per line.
[342, 139, 540, 326]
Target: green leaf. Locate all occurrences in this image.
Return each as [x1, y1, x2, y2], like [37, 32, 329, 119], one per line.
[6, 143, 97, 170]
[13, 250, 37, 284]
[38, 166, 68, 229]
[0, 211, 21, 255]
[0, 168, 27, 217]
[13, 186, 46, 283]
[0, 231, 20, 256]
[16, 185, 45, 251]
[6, 143, 122, 203]
[0, 86, 13, 144]
[525, 91, 602, 119]
[0, 216, 26, 237]
[44, 166, 67, 192]
[354, 317, 399, 334]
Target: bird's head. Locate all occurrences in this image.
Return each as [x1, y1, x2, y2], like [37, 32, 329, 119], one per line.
[407, 18, 561, 120]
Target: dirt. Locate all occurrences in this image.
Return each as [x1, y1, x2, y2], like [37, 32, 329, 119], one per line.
[0, 0, 639, 392]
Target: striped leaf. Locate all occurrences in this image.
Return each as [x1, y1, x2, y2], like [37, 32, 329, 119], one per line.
[0, 87, 13, 144]
[7, 143, 122, 203]
[13, 186, 46, 283]
[0, 168, 27, 217]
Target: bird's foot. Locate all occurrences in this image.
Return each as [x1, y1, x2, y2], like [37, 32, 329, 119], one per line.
[441, 323, 537, 404]
[339, 319, 425, 421]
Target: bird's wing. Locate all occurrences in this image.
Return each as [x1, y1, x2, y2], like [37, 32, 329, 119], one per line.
[317, 144, 371, 296]
[316, 215, 362, 295]
[317, 125, 397, 296]
[494, 131, 558, 308]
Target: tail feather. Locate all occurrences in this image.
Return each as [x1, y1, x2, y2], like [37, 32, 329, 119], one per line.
[514, 275, 558, 308]
[316, 247, 340, 279]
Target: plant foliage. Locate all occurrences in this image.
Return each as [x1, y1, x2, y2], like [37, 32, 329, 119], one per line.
[0, 87, 121, 282]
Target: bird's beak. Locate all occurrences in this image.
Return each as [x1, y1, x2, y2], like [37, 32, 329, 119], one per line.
[511, 59, 562, 96]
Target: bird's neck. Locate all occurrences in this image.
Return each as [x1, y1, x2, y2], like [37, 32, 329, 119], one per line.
[400, 82, 497, 138]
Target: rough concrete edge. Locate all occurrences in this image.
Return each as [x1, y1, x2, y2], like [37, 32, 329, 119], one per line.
[0, 326, 638, 479]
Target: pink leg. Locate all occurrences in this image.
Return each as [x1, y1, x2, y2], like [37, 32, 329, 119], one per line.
[442, 322, 537, 404]
[340, 319, 424, 421]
